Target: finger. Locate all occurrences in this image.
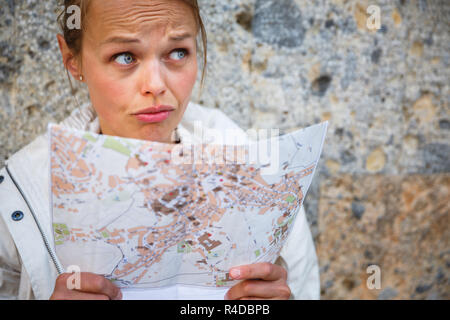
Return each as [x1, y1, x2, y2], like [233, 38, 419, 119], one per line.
[62, 290, 111, 300]
[229, 262, 287, 281]
[72, 272, 122, 300]
[225, 280, 279, 300]
[239, 296, 285, 300]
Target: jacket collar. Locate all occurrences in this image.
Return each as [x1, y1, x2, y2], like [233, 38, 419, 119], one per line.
[50, 101, 248, 145]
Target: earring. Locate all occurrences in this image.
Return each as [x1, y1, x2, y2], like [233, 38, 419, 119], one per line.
[79, 75, 83, 81]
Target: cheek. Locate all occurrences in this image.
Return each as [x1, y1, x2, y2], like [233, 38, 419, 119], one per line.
[90, 73, 129, 103]
[172, 63, 198, 100]
[86, 69, 131, 118]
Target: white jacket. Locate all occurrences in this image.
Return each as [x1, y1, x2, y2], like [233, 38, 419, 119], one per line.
[0, 101, 320, 300]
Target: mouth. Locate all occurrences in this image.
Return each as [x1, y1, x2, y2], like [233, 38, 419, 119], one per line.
[132, 105, 175, 123]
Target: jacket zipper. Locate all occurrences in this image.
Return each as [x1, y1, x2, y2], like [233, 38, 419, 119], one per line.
[5, 163, 64, 275]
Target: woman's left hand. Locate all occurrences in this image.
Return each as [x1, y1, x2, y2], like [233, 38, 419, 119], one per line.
[224, 262, 291, 300]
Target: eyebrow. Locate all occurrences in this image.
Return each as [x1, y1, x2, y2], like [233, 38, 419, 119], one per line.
[101, 37, 141, 45]
[168, 32, 193, 41]
[100, 32, 193, 46]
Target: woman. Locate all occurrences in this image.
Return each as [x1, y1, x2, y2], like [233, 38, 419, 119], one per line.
[0, 0, 320, 300]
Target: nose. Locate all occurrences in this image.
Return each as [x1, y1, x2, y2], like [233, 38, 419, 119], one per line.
[140, 59, 166, 97]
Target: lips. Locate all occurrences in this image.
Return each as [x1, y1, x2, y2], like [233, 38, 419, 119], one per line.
[132, 105, 175, 115]
[133, 105, 175, 123]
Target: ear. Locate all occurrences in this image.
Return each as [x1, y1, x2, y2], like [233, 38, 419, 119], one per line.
[56, 33, 81, 79]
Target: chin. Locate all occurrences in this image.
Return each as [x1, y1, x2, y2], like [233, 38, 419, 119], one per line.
[140, 126, 173, 142]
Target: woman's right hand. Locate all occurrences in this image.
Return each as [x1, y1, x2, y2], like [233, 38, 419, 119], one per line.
[50, 272, 122, 300]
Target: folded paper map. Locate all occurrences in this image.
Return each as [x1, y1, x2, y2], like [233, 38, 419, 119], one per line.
[49, 121, 328, 288]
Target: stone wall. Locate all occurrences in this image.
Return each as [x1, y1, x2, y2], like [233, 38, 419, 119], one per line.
[0, 0, 448, 299]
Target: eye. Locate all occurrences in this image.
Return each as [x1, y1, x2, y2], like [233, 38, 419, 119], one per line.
[113, 52, 135, 65]
[169, 48, 188, 61]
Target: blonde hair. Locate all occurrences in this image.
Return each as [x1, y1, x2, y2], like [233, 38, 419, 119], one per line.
[57, 0, 207, 94]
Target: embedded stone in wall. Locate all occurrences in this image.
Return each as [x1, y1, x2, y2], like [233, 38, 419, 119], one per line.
[253, 0, 305, 48]
[365, 147, 386, 172]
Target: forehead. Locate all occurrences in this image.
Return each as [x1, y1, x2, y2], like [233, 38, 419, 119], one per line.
[86, 0, 198, 40]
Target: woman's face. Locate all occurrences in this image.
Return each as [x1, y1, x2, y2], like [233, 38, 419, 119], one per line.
[79, 0, 198, 143]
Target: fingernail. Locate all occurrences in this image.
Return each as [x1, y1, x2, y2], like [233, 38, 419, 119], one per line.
[230, 268, 241, 279]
